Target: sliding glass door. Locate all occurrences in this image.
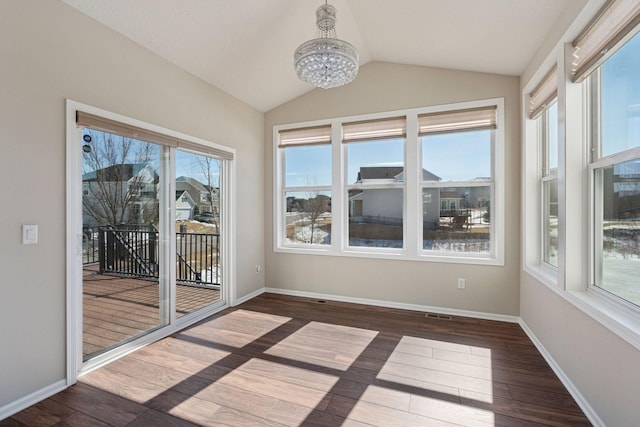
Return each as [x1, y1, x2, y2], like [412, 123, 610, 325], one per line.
[78, 125, 227, 362]
[81, 129, 169, 359]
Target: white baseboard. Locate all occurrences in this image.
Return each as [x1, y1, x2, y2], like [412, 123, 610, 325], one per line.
[519, 320, 604, 427]
[0, 379, 67, 421]
[264, 287, 520, 323]
[233, 287, 265, 306]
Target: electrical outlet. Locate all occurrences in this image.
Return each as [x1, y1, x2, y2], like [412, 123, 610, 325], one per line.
[457, 278, 466, 289]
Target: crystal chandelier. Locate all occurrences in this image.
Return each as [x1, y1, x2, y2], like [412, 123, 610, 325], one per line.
[294, 1, 359, 89]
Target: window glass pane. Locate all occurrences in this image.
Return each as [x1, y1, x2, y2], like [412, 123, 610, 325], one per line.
[349, 189, 403, 248]
[601, 33, 640, 157]
[543, 178, 558, 267]
[422, 130, 491, 182]
[175, 150, 222, 317]
[81, 129, 166, 358]
[547, 102, 558, 171]
[285, 145, 331, 187]
[285, 191, 331, 245]
[347, 139, 404, 184]
[422, 186, 490, 253]
[596, 160, 640, 307]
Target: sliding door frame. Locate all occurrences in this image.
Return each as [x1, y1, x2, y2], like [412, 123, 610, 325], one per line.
[65, 99, 236, 383]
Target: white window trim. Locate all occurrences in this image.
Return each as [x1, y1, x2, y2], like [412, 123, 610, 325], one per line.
[273, 98, 505, 266]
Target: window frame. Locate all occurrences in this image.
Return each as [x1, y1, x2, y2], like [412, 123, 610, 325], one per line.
[540, 100, 559, 269]
[588, 66, 640, 311]
[418, 119, 496, 260]
[277, 128, 333, 250]
[273, 98, 505, 266]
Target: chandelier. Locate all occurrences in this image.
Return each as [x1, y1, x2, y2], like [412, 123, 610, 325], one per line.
[294, 1, 359, 89]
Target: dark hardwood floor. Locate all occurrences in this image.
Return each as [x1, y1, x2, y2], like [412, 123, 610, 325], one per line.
[2, 293, 591, 426]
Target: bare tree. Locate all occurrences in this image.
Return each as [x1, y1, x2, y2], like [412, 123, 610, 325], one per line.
[195, 155, 221, 230]
[82, 130, 158, 226]
[301, 193, 330, 244]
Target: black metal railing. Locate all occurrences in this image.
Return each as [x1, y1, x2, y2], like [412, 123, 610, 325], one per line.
[82, 226, 100, 264]
[87, 224, 220, 287]
[176, 231, 220, 286]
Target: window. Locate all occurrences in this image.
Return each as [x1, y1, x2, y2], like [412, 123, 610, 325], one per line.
[419, 107, 496, 254]
[344, 117, 406, 249]
[274, 100, 504, 264]
[590, 32, 640, 308]
[542, 102, 559, 267]
[526, 63, 559, 271]
[278, 125, 332, 246]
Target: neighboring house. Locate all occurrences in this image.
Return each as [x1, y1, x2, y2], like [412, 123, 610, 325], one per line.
[604, 160, 640, 218]
[350, 166, 442, 227]
[176, 176, 220, 216]
[175, 190, 196, 221]
[349, 166, 491, 229]
[82, 163, 158, 227]
[440, 190, 465, 213]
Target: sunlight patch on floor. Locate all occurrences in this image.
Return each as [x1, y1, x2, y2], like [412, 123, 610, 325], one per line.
[377, 335, 494, 404]
[178, 309, 292, 348]
[265, 321, 378, 370]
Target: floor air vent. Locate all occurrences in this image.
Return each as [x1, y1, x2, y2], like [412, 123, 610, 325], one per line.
[425, 313, 452, 320]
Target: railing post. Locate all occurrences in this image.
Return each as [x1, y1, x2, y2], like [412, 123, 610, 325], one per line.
[148, 223, 156, 270]
[98, 227, 105, 273]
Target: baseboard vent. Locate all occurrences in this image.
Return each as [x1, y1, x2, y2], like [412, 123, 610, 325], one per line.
[425, 313, 452, 320]
[310, 299, 327, 304]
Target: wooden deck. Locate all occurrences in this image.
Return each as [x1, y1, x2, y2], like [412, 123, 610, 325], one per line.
[8, 293, 591, 426]
[83, 267, 220, 357]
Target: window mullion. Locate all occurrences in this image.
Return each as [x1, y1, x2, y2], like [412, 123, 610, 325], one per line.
[332, 122, 343, 252]
[405, 114, 419, 256]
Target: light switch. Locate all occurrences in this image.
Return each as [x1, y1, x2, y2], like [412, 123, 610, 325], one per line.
[22, 224, 38, 244]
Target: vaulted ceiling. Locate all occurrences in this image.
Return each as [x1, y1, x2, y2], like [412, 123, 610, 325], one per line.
[63, 0, 577, 112]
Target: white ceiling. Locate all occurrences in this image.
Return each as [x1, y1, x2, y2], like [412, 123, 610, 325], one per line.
[62, 0, 574, 112]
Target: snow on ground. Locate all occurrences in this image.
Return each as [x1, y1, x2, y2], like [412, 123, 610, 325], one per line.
[601, 257, 640, 306]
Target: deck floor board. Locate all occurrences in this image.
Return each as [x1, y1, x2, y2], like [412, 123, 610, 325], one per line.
[82, 266, 220, 357]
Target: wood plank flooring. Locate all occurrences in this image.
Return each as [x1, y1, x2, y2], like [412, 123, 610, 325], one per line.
[3, 293, 591, 426]
[83, 267, 220, 357]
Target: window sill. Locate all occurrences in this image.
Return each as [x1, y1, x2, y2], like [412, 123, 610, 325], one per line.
[275, 245, 503, 266]
[524, 263, 559, 288]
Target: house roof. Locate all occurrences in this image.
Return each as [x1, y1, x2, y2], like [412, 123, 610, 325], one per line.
[358, 166, 441, 183]
[82, 163, 157, 182]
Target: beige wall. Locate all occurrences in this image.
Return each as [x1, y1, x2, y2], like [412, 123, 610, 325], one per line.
[521, 274, 640, 425]
[0, 1, 264, 408]
[265, 62, 521, 316]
